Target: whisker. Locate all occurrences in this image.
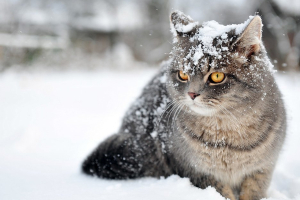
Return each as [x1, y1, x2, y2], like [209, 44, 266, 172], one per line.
[167, 102, 181, 126]
[157, 99, 177, 125]
[170, 102, 183, 127]
[156, 97, 185, 126]
[172, 103, 185, 133]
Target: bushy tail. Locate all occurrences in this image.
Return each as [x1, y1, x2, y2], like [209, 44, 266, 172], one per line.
[82, 133, 170, 179]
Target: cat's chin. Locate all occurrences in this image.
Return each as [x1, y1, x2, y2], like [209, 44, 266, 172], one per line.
[188, 104, 216, 116]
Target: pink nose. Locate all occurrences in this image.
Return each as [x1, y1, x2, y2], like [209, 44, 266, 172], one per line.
[188, 92, 200, 100]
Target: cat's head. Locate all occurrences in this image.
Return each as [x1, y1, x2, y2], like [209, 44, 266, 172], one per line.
[166, 11, 273, 116]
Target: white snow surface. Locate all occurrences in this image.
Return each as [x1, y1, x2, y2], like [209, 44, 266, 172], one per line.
[0, 69, 300, 200]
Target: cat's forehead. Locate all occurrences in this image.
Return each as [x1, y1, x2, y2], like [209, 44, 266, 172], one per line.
[174, 42, 235, 75]
[181, 53, 234, 75]
[173, 19, 252, 73]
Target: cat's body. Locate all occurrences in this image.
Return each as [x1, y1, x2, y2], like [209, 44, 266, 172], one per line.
[82, 11, 286, 200]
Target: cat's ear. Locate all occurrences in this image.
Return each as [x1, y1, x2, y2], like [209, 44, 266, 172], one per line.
[170, 11, 198, 38]
[233, 16, 262, 59]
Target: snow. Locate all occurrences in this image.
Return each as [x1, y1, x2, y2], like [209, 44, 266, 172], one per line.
[0, 69, 300, 200]
[173, 20, 199, 35]
[173, 15, 258, 70]
[170, 10, 199, 36]
[190, 17, 252, 57]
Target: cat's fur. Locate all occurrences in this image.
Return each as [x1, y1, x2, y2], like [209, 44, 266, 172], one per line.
[82, 11, 286, 200]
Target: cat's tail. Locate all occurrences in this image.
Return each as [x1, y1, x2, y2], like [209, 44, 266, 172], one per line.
[81, 133, 170, 179]
[82, 133, 139, 179]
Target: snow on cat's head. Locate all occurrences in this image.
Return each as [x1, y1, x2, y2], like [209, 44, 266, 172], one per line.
[166, 11, 274, 117]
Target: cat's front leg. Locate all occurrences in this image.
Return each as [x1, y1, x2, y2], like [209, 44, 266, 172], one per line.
[190, 175, 236, 200]
[214, 182, 237, 200]
[239, 170, 272, 200]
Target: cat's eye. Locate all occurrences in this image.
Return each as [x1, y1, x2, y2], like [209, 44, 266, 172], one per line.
[178, 70, 189, 81]
[209, 72, 225, 83]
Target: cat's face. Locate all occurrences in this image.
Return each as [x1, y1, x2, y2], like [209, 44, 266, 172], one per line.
[166, 11, 272, 116]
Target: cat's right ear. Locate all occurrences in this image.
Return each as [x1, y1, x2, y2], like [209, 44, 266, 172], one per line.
[170, 11, 198, 39]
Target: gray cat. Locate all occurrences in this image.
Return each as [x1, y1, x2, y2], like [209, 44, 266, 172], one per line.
[82, 11, 286, 200]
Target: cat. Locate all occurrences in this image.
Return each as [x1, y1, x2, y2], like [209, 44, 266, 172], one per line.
[82, 11, 286, 200]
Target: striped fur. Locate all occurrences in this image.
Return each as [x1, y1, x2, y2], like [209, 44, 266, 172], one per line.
[82, 11, 286, 200]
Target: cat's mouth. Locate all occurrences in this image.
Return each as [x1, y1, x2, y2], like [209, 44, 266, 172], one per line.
[187, 100, 217, 116]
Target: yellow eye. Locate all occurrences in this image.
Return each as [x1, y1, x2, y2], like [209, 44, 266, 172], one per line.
[178, 70, 189, 81]
[210, 72, 225, 83]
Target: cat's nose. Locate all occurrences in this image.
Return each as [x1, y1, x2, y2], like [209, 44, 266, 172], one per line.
[188, 92, 200, 100]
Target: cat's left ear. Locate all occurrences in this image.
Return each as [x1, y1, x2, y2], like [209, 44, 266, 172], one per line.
[233, 16, 262, 58]
[170, 11, 198, 38]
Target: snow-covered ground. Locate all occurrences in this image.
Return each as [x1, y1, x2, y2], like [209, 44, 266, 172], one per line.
[0, 68, 299, 200]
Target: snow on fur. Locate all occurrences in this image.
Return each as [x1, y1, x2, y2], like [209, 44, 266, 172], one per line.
[171, 15, 275, 72]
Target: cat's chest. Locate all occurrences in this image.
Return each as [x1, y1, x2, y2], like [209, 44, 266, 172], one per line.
[178, 134, 264, 186]
[175, 119, 266, 185]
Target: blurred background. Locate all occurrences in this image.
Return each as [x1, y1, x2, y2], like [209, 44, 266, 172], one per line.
[0, 0, 299, 72]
